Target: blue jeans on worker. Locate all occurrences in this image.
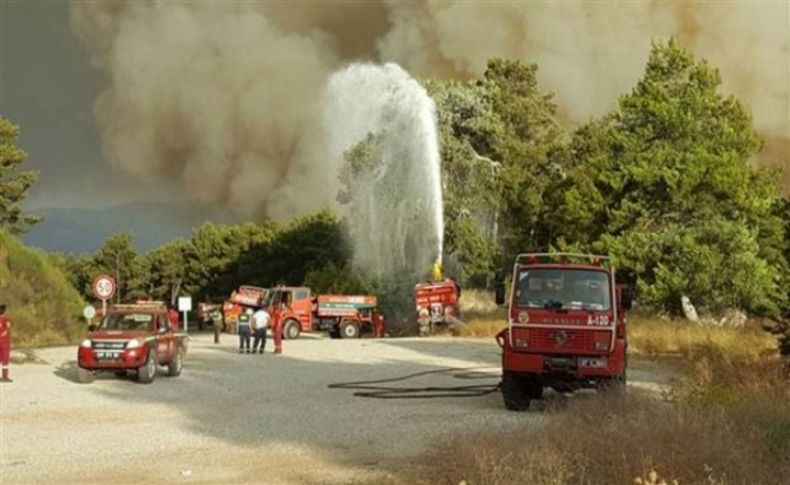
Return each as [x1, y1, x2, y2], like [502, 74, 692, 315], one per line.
[253, 328, 267, 353]
[238, 325, 251, 352]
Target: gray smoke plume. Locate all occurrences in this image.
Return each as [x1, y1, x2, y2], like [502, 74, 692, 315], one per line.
[72, 1, 789, 217]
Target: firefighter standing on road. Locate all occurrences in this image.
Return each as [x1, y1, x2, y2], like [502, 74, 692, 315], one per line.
[0, 304, 12, 383]
[251, 305, 270, 354]
[169, 307, 179, 329]
[238, 309, 253, 353]
[272, 301, 283, 354]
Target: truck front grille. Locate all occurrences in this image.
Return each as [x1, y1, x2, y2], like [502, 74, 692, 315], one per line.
[521, 328, 606, 354]
[92, 340, 127, 350]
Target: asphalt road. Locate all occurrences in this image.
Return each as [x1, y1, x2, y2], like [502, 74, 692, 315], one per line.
[0, 334, 673, 484]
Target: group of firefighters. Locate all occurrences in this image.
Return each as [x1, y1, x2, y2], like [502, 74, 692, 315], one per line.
[222, 298, 284, 355]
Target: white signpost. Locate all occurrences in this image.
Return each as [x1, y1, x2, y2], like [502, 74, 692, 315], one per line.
[178, 296, 193, 332]
[92, 274, 116, 319]
[82, 305, 96, 326]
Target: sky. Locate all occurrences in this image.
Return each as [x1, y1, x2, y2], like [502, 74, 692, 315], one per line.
[0, 0, 176, 209]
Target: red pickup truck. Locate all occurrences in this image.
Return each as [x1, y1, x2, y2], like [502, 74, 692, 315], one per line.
[77, 303, 189, 384]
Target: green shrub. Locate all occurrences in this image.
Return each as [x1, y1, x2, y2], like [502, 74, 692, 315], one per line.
[0, 229, 85, 347]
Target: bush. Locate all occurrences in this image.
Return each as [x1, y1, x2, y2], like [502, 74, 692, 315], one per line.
[0, 230, 86, 347]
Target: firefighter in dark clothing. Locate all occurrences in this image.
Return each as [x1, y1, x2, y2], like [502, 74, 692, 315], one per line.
[0, 304, 12, 383]
[238, 309, 253, 353]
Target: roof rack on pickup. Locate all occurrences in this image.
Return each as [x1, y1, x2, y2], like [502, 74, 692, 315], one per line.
[515, 252, 610, 267]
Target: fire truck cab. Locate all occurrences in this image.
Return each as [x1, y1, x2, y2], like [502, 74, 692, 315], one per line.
[495, 253, 633, 411]
[264, 286, 313, 340]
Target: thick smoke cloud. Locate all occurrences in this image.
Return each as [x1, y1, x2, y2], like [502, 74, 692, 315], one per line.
[72, 0, 789, 218]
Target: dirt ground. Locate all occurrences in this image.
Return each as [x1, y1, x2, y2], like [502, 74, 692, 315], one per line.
[0, 334, 674, 484]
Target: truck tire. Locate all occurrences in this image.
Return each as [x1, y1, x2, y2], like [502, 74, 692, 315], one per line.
[601, 370, 627, 391]
[501, 372, 531, 411]
[339, 321, 360, 339]
[77, 367, 94, 384]
[526, 378, 544, 400]
[137, 347, 157, 384]
[283, 319, 301, 340]
[167, 349, 183, 377]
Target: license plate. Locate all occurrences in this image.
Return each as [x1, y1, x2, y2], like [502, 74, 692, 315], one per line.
[547, 357, 572, 368]
[97, 351, 120, 360]
[579, 357, 608, 368]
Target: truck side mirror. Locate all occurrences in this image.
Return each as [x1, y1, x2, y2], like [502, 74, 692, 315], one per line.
[622, 287, 634, 310]
[495, 283, 506, 306]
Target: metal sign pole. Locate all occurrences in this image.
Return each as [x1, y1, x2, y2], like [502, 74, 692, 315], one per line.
[183, 310, 188, 333]
[102, 299, 107, 320]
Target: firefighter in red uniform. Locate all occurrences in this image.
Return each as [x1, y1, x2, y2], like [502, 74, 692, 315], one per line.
[169, 307, 179, 329]
[272, 302, 283, 354]
[373, 311, 385, 338]
[0, 304, 12, 382]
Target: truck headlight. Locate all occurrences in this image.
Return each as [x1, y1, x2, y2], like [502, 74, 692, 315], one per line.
[126, 338, 141, 349]
[80, 339, 92, 348]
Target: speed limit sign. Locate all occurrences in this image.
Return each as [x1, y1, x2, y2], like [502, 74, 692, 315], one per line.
[92, 274, 116, 301]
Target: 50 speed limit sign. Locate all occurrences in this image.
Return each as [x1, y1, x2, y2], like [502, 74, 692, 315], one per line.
[92, 274, 116, 301]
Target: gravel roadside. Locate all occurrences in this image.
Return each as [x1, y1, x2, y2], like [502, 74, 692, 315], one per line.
[1, 334, 522, 484]
[0, 334, 673, 484]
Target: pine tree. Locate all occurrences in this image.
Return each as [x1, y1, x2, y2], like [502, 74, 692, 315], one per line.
[0, 117, 41, 234]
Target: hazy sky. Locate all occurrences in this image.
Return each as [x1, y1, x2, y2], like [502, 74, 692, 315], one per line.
[0, 0, 173, 209]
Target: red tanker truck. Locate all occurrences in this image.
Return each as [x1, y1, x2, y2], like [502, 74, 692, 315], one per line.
[415, 279, 461, 336]
[263, 287, 385, 339]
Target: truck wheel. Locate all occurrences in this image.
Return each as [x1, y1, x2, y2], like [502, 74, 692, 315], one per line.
[167, 350, 183, 377]
[137, 348, 157, 384]
[501, 372, 531, 411]
[526, 378, 544, 400]
[283, 319, 301, 340]
[340, 321, 360, 339]
[77, 367, 94, 384]
[602, 370, 627, 391]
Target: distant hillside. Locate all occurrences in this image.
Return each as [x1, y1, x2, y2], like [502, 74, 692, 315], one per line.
[0, 230, 85, 347]
[22, 202, 240, 253]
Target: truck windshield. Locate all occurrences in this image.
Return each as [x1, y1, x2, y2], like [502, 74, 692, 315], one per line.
[100, 313, 154, 331]
[516, 269, 611, 311]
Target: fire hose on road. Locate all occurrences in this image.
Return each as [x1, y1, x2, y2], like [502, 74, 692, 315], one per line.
[328, 366, 501, 399]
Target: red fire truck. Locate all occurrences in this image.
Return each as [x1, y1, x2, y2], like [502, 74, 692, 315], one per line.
[415, 280, 460, 335]
[264, 287, 385, 339]
[223, 286, 268, 333]
[495, 253, 633, 411]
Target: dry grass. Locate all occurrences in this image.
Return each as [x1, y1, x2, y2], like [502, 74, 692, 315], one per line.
[456, 290, 778, 359]
[391, 354, 789, 485]
[388, 311, 790, 485]
[457, 289, 508, 338]
[628, 315, 776, 358]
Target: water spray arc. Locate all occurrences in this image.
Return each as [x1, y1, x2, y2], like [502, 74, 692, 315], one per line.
[326, 62, 444, 278]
